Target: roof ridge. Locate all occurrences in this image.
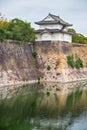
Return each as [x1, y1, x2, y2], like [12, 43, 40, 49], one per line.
[35, 13, 72, 26]
[49, 13, 59, 17]
[49, 13, 60, 21]
[49, 13, 69, 24]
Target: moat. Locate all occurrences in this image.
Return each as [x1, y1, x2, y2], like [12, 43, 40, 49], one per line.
[0, 82, 87, 130]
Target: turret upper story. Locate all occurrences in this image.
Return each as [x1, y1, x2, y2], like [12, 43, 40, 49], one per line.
[35, 13, 72, 31]
[35, 13, 73, 43]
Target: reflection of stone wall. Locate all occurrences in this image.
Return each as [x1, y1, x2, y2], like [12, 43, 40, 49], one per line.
[41, 81, 87, 93]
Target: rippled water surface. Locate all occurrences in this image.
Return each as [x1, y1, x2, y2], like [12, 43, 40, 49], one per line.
[0, 82, 87, 130]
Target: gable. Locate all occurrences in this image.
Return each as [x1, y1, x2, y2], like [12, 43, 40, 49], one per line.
[43, 15, 54, 21]
[35, 13, 72, 27]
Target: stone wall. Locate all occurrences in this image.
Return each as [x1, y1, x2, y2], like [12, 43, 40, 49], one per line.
[0, 42, 43, 85]
[0, 41, 87, 85]
[34, 41, 87, 82]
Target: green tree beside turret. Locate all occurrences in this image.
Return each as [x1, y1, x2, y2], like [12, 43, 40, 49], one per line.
[0, 15, 36, 44]
[68, 28, 87, 44]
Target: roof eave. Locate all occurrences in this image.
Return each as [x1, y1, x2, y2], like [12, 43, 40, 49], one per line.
[35, 29, 73, 35]
[35, 21, 58, 25]
[66, 24, 73, 27]
[35, 22, 73, 26]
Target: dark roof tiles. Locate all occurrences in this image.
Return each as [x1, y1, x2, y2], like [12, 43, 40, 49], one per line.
[35, 13, 72, 26]
[36, 28, 73, 35]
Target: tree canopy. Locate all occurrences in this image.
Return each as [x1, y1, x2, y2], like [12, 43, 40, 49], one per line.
[0, 15, 36, 44]
[68, 28, 87, 44]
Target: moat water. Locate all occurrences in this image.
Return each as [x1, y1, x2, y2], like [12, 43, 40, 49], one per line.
[0, 82, 87, 130]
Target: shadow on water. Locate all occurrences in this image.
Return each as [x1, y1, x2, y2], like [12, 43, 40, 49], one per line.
[0, 82, 87, 130]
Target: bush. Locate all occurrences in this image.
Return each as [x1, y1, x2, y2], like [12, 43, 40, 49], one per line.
[37, 76, 40, 84]
[47, 65, 51, 71]
[32, 51, 38, 59]
[75, 58, 83, 69]
[67, 55, 83, 69]
[46, 91, 50, 96]
[67, 55, 75, 68]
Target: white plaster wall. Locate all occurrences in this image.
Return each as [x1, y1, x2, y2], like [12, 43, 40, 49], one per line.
[52, 33, 64, 41]
[58, 33, 64, 41]
[64, 34, 72, 43]
[36, 32, 72, 43]
[52, 33, 72, 42]
[36, 34, 41, 41]
[41, 33, 51, 41]
[39, 24, 63, 30]
[52, 33, 59, 41]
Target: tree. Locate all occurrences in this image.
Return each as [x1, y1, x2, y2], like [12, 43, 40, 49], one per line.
[6, 18, 36, 43]
[0, 13, 8, 28]
[68, 28, 76, 33]
[68, 28, 87, 44]
[0, 27, 6, 42]
[0, 17, 36, 44]
[0, 13, 8, 42]
[72, 33, 84, 43]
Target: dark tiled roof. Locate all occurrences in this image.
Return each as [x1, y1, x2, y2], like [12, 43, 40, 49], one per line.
[36, 28, 73, 35]
[35, 13, 72, 26]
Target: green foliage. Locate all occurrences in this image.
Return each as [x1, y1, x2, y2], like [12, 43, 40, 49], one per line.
[32, 51, 38, 68]
[32, 51, 38, 59]
[0, 27, 6, 42]
[67, 55, 83, 69]
[0, 13, 8, 27]
[75, 57, 83, 69]
[47, 65, 51, 71]
[67, 55, 75, 68]
[0, 18, 36, 43]
[37, 76, 40, 84]
[68, 28, 76, 33]
[46, 91, 50, 96]
[68, 28, 87, 44]
[72, 34, 85, 44]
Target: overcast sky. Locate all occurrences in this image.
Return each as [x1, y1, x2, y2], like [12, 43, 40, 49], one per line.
[0, 0, 87, 36]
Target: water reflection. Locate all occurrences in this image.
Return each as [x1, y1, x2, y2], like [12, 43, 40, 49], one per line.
[0, 82, 87, 130]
